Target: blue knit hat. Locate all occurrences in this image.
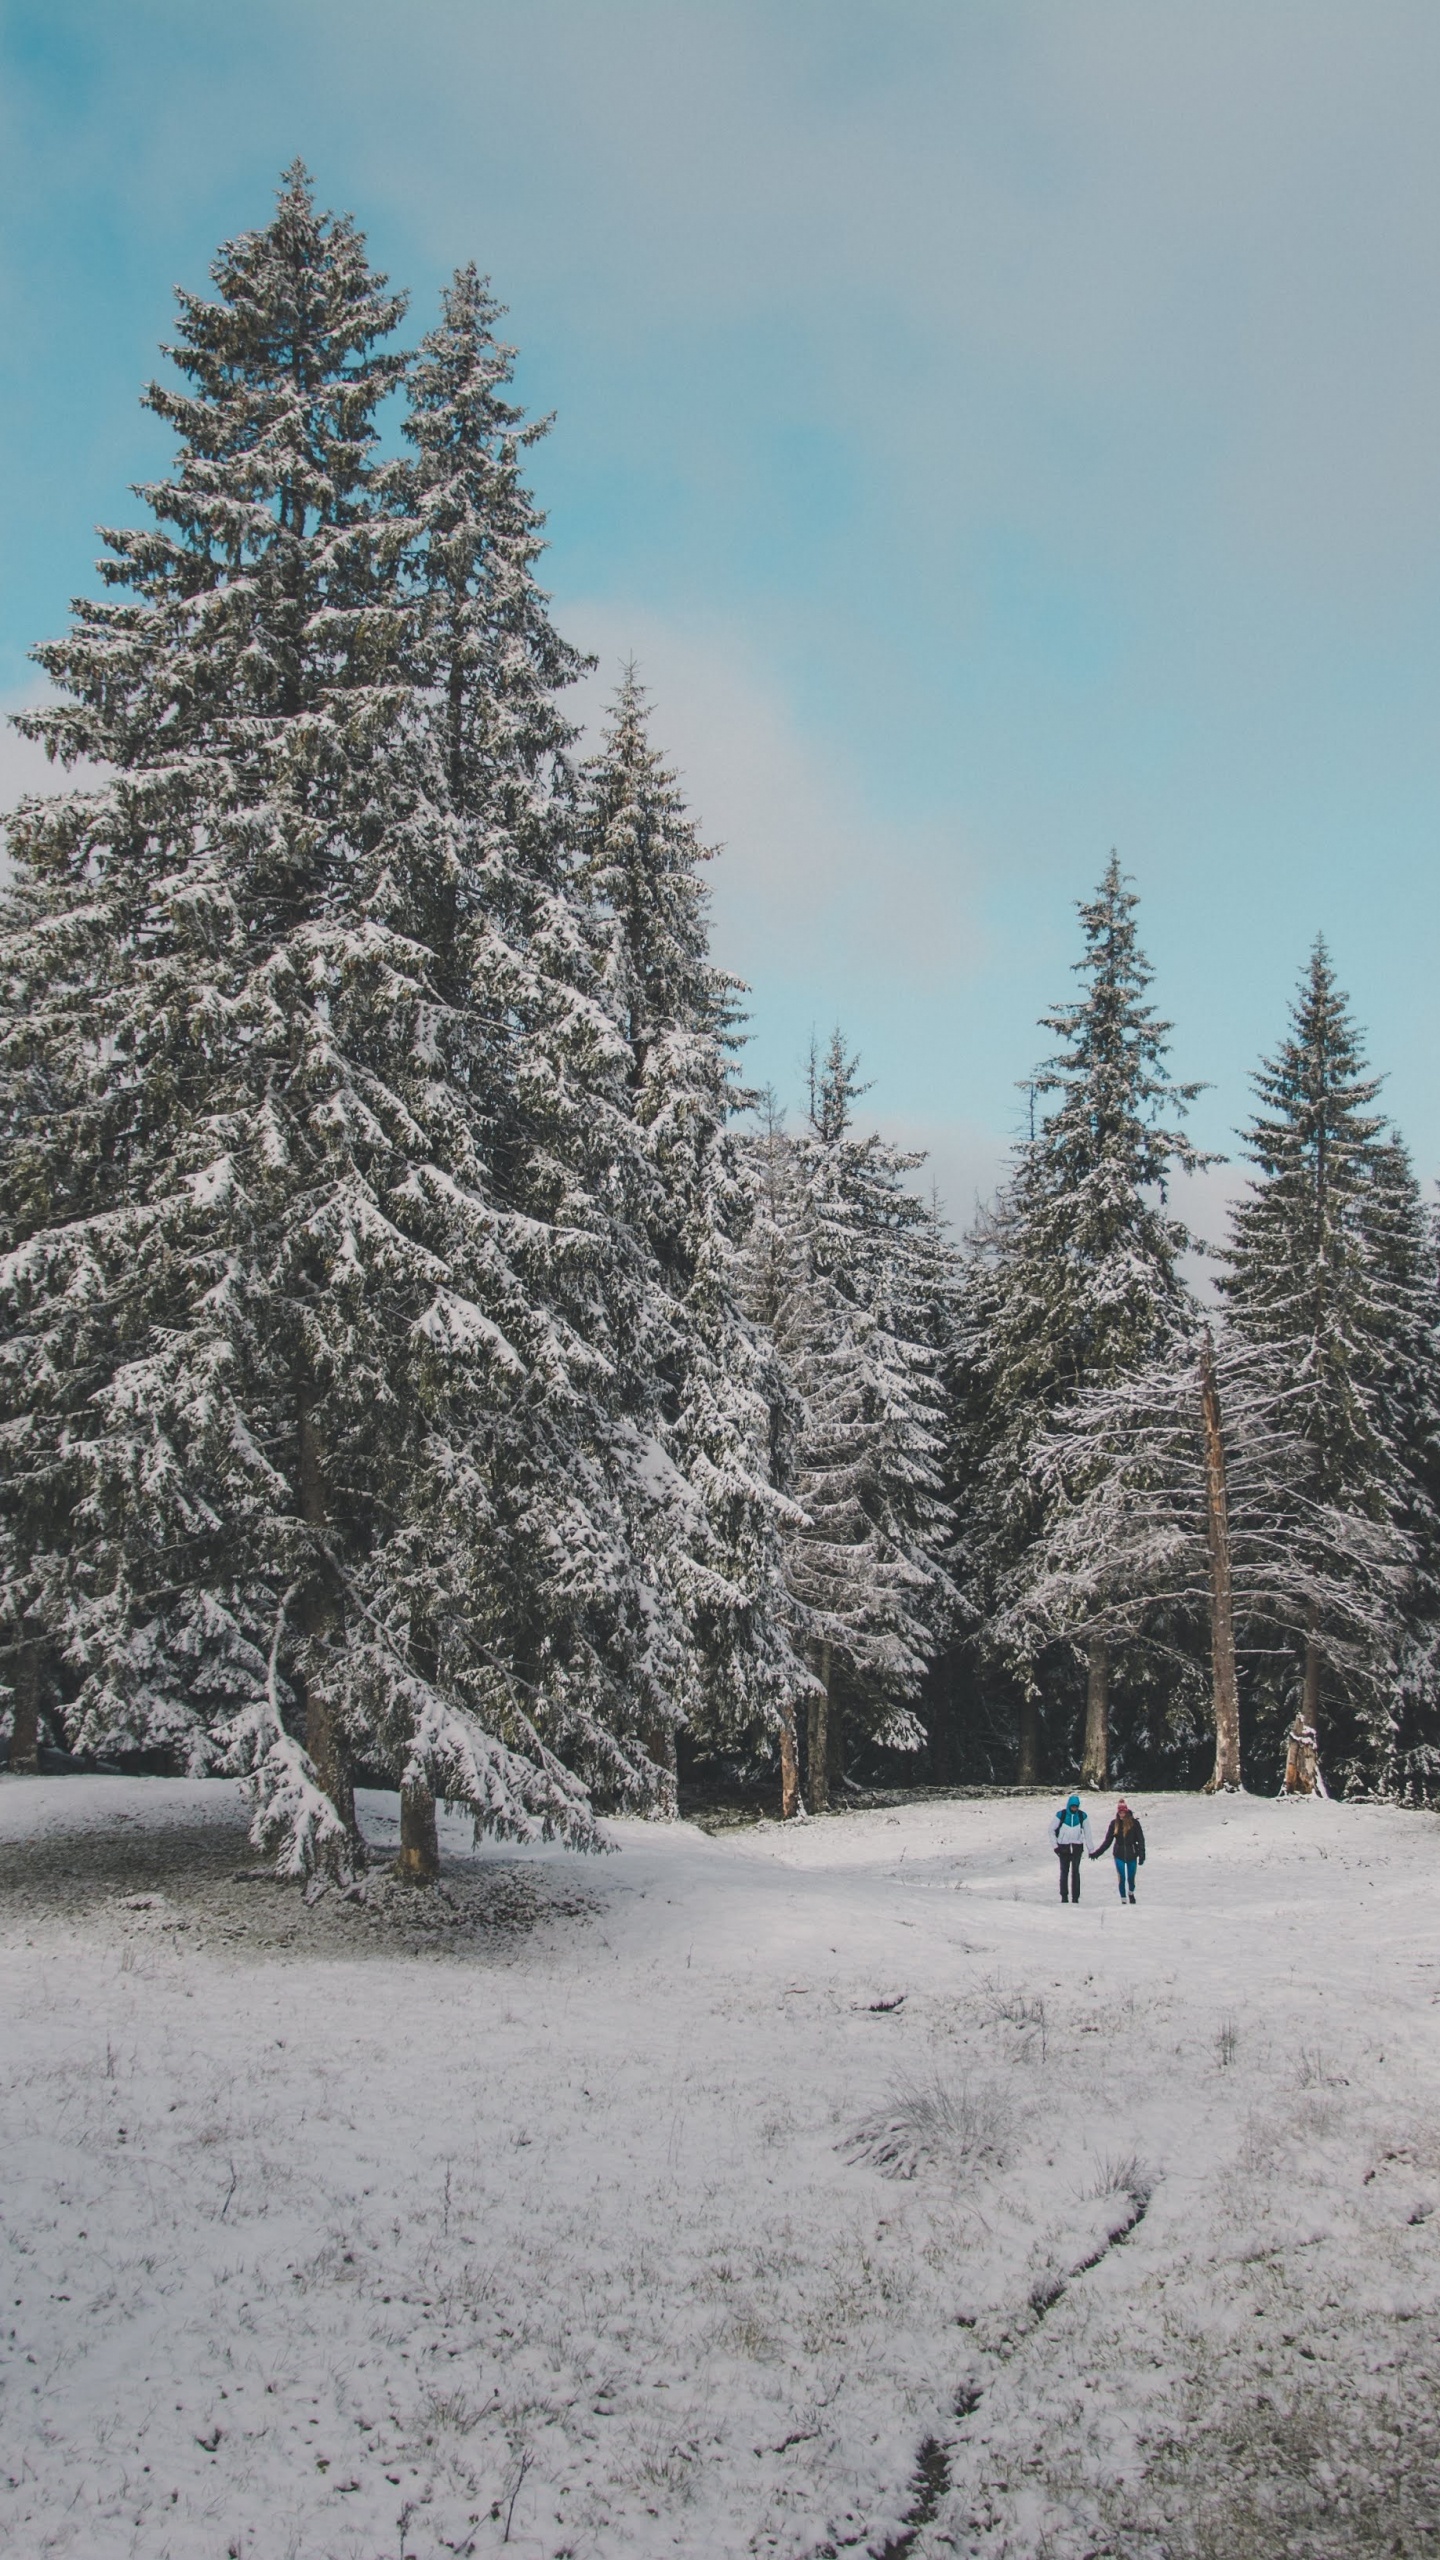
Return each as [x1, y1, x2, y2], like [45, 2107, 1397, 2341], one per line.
[1067, 1792, 1080, 1807]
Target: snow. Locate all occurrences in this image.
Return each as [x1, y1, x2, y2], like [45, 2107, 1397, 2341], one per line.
[184, 1159, 235, 1212]
[3, 1779, 1439, 2558]
[414, 1290, 524, 1369]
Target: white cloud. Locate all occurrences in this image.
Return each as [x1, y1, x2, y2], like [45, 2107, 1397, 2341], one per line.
[881, 1111, 1011, 1234]
[562, 601, 987, 994]
[308, 0, 1440, 609]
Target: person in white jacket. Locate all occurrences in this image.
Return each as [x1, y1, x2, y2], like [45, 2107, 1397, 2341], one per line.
[1049, 1793, 1094, 1902]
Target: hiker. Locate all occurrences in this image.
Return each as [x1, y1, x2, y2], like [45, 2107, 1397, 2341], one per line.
[1049, 1792, 1094, 1902]
[1093, 1800, 1146, 1903]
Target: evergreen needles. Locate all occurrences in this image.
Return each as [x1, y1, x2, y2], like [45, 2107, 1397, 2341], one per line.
[3, 166, 1439, 1835]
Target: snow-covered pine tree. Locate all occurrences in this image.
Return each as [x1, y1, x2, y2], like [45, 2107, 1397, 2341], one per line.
[392, 266, 680, 1871]
[577, 673, 804, 1786]
[953, 856, 1207, 1786]
[995, 1329, 1404, 1791]
[740, 1094, 818, 1814]
[0, 166, 414, 1864]
[1370, 1148, 1440, 1799]
[0, 175, 658, 1875]
[747, 1036, 955, 1808]
[1219, 944, 1427, 1787]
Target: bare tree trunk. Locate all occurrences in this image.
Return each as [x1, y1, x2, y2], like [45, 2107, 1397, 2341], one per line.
[1017, 1693, 1040, 1785]
[1199, 1332, 1243, 1793]
[1285, 1710, 1321, 1794]
[396, 1778, 440, 1882]
[827, 1678, 844, 1798]
[1302, 1632, 1322, 1729]
[298, 1684, 355, 1850]
[1080, 1637, 1109, 1789]
[295, 1378, 356, 1859]
[807, 1646, 831, 1813]
[780, 1704, 802, 1819]
[1281, 1636, 1325, 1794]
[646, 1719, 679, 1818]
[8, 1636, 41, 1773]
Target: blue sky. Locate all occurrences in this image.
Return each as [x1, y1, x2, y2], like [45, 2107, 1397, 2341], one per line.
[4, 0, 1440, 1236]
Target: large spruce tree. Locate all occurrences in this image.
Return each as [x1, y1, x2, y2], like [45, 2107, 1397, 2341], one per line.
[577, 672, 804, 1780]
[745, 1036, 955, 1808]
[954, 856, 1206, 1784]
[1219, 943, 1428, 1786]
[393, 263, 681, 1872]
[0, 173, 660, 1873]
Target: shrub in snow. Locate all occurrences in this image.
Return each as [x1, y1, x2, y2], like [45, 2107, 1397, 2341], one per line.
[842, 2072, 1012, 2181]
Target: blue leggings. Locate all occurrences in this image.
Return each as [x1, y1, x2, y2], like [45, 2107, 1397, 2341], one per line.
[1115, 1857, 1137, 1898]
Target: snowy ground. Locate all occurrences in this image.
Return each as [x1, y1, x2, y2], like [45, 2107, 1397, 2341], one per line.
[2, 1780, 1439, 2560]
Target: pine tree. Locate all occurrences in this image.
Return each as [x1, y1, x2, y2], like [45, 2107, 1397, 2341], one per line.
[1220, 944, 1426, 1785]
[996, 1328, 1405, 1790]
[0, 166, 414, 1865]
[0, 175, 659, 1874]
[394, 266, 681, 1870]
[577, 673, 803, 1784]
[746, 1036, 955, 1807]
[736, 1097, 814, 1812]
[1370, 1152, 1440, 1798]
[954, 857, 1206, 1785]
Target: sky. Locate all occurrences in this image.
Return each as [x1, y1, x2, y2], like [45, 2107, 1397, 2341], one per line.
[3, 0, 1440, 1242]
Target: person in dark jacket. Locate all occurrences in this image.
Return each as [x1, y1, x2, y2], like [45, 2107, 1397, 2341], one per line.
[1093, 1801, 1146, 1902]
[1048, 1793, 1094, 1902]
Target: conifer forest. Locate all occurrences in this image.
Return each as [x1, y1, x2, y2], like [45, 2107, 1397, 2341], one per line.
[9, 136, 1440, 2560]
[3, 168, 1437, 1855]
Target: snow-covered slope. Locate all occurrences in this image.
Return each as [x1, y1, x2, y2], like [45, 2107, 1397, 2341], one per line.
[2, 1781, 1437, 2557]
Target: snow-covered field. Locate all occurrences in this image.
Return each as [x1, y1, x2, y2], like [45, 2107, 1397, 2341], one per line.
[2, 1780, 1438, 2560]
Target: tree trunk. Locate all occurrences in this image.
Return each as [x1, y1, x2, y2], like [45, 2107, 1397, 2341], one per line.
[1080, 1637, 1109, 1788]
[300, 1676, 355, 1849]
[396, 1777, 440, 1882]
[1017, 1693, 1040, 1785]
[8, 1636, 41, 1773]
[1199, 1332, 1243, 1793]
[1285, 1712, 1321, 1795]
[1302, 1631, 1322, 1729]
[646, 1718, 679, 1818]
[780, 1704, 803, 1819]
[1283, 1634, 1325, 1794]
[807, 1646, 831, 1813]
[295, 1377, 356, 1856]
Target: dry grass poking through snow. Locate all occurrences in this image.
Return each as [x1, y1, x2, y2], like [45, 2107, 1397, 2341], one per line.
[2, 1780, 1439, 2559]
[842, 2072, 1014, 2182]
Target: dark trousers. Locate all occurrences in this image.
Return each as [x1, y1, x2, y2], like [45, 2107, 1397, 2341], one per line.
[1057, 1843, 1083, 1901]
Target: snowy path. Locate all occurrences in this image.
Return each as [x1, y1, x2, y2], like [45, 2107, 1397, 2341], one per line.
[2, 1781, 1438, 2559]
